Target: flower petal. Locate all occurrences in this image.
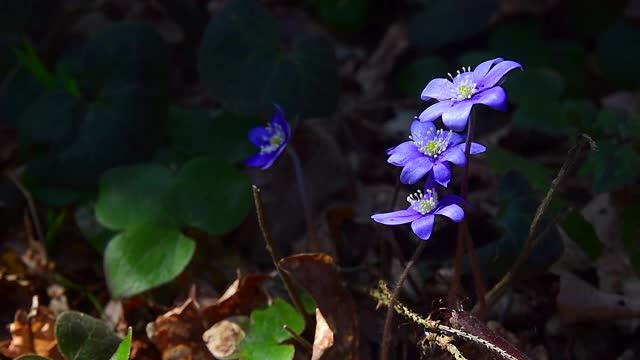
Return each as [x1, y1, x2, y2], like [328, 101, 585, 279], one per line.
[421, 78, 456, 101]
[432, 162, 452, 187]
[400, 157, 434, 184]
[411, 214, 435, 240]
[248, 126, 270, 146]
[448, 131, 465, 146]
[439, 147, 466, 166]
[387, 141, 422, 166]
[372, 209, 422, 225]
[410, 120, 437, 142]
[271, 104, 291, 139]
[442, 101, 473, 131]
[434, 203, 464, 223]
[453, 142, 487, 156]
[246, 153, 271, 168]
[477, 60, 523, 90]
[472, 57, 503, 84]
[418, 100, 454, 123]
[472, 86, 508, 111]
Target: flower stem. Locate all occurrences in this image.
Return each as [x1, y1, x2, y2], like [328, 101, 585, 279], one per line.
[381, 240, 427, 360]
[447, 112, 486, 317]
[286, 147, 319, 251]
[251, 185, 311, 321]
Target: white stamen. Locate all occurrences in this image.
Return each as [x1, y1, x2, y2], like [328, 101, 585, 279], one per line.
[412, 128, 453, 157]
[259, 123, 285, 154]
[407, 188, 439, 215]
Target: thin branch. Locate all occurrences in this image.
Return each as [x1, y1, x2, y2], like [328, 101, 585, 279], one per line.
[482, 135, 595, 310]
[284, 324, 313, 352]
[252, 185, 311, 321]
[381, 240, 427, 360]
[6, 171, 45, 244]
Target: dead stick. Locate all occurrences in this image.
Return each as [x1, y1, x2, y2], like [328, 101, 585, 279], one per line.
[480, 135, 595, 311]
[252, 185, 311, 322]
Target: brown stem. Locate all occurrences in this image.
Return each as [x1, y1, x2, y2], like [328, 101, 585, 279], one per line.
[252, 185, 311, 321]
[6, 171, 45, 244]
[480, 135, 595, 311]
[284, 324, 313, 352]
[381, 240, 427, 360]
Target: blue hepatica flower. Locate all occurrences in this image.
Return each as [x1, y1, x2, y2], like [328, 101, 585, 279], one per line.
[387, 120, 486, 186]
[419, 57, 523, 131]
[371, 184, 465, 240]
[246, 105, 291, 170]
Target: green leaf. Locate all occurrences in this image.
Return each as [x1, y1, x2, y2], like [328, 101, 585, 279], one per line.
[238, 298, 305, 360]
[55, 311, 122, 360]
[104, 221, 195, 298]
[409, 0, 497, 50]
[17, 89, 80, 146]
[311, 0, 368, 33]
[598, 21, 640, 89]
[488, 20, 547, 68]
[12, 38, 56, 89]
[594, 109, 640, 140]
[199, 0, 338, 118]
[110, 327, 133, 360]
[167, 157, 252, 235]
[580, 140, 640, 193]
[397, 56, 448, 97]
[486, 147, 552, 191]
[472, 172, 564, 278]
[95, 164, 176, 230]
[168, 107, 260, 164]
[560, 208, 602, 260]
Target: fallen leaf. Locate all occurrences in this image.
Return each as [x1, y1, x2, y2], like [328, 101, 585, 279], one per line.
[202, 316, 248, 360]
[311, 309, 334, 360]
[201, 273, 270, 328]
[147, 299, 213, 360]
[0, 298, 63, 360]
[279, 253, 359, 360]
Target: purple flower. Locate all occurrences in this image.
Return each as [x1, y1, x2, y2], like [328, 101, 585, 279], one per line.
[387, 120, 486, 186]
[419, 58, 523, 131]
[371, 185, 465, 240]
[246, 105, 291, 170]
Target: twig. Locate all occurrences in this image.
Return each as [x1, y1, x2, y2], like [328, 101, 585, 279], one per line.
[284, 324, 313, 352]
[286, 147, 319, 251]
[481, 135, 595, 310]
[372, 282, 525, 360]
[6, 171, 45, 244]
[381, 240, 427, 360]
[252, 185, 311, 321]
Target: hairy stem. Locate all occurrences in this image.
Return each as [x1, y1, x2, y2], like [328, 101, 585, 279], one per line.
[448, 113, 486, 313]
[286, 147, 319, 251]
[381, 240, 427, 360]
[480, 135, 595, 311]
[252, 185, 310, 320]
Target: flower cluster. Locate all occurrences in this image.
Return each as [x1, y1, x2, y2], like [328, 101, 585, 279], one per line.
[372, 58, 522, 240]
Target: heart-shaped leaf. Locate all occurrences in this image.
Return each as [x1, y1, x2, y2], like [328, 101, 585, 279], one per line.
[95, 164, 176, 230]
[166, 157, 252, 235]
[104, 221, 195, 298]
[110, 327, 132, 360]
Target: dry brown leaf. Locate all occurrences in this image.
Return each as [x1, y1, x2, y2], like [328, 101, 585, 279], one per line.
[147, 298, 213, 360]
[201, 273, 270, 328]
[279, 253, 359, 360]
[311, 309, 334, 360]
[202, 316, 248, 360]
[0, 298, 63, 360]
